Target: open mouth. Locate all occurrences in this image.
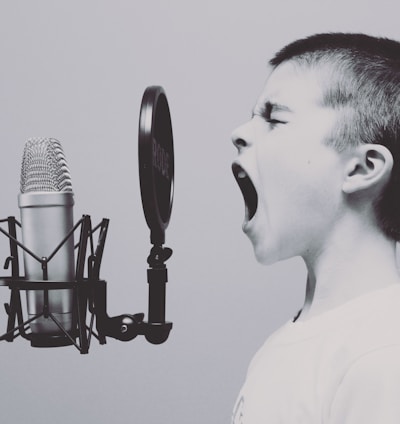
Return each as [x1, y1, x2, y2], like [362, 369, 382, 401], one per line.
[232, 163, 258, 221]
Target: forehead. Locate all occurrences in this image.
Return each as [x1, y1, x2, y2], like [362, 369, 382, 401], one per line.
[255, 61, 326, 112]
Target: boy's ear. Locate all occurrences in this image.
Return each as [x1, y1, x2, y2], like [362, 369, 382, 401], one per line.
[342, 144, 393, 194]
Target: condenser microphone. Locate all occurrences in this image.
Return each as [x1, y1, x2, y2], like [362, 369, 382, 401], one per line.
[18, 138, 75, 345]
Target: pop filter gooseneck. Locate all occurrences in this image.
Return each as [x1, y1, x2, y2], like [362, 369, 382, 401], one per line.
[138, 86, 174, 344]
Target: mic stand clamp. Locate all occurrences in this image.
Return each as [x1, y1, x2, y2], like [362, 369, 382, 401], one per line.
[94, 310, 145, 342]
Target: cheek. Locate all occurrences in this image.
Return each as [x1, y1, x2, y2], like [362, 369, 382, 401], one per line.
[256, 147, 341, 221]
[255, 146, 309, 200]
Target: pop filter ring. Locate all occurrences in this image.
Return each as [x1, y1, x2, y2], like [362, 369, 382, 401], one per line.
[139, 86, 174, 246]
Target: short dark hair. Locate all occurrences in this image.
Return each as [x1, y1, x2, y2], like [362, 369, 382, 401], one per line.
[270, 33, 400, 240]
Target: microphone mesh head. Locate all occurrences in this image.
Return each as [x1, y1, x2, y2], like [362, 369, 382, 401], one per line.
[20, 138, 73, 193]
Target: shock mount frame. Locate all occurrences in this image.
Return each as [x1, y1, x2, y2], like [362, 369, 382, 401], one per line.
[0, 215, 172, 354]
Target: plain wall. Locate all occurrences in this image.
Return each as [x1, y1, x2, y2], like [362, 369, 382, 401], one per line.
[0, 1, 398, 423]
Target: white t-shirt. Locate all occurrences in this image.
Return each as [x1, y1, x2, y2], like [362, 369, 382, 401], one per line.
[232, 284, 400, 424]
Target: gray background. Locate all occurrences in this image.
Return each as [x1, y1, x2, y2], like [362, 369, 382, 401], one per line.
[0, 1, 398, 423]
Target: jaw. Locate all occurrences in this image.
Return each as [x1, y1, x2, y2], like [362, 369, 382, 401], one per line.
[232, 162, 258, 223]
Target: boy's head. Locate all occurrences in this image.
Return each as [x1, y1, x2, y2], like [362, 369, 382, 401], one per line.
[232, 33, 400, 264]
[270, 33, 400, 241]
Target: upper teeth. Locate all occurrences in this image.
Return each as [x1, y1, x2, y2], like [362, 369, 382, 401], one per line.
[237, 170, 247, 179]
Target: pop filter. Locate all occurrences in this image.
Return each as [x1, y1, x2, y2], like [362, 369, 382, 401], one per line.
[139, 86, 174, 246]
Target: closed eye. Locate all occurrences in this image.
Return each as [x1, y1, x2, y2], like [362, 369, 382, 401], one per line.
[253, 101, 290, 126]
[266, 118, 286, 125]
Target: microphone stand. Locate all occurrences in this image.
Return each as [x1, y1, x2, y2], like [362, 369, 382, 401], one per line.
[0, 214, 173, 354]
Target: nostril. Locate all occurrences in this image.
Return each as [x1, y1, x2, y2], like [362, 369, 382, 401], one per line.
[233, 137, 247, 150]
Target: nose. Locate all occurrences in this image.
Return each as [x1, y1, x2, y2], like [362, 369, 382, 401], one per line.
[231, 121, 252, 152]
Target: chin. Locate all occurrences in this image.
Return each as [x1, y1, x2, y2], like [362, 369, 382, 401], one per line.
[252, 237, 296, 265]
[252, 244, 281, 266]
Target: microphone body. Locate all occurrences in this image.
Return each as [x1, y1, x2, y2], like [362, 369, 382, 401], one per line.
[19, 138, 75, 338]
[19, 192, 75, 334]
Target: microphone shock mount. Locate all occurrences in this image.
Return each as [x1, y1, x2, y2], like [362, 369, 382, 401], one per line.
[0, 214, 173, 354]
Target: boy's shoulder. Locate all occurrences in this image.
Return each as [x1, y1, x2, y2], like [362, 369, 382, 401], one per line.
[336, 283, 400, 361]
[251, 284, 400, 372]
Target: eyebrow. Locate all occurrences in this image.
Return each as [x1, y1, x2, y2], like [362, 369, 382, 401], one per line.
[252, 101, 293, 118]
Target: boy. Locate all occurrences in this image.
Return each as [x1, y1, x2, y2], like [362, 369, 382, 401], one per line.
[231, 33, 400, 423]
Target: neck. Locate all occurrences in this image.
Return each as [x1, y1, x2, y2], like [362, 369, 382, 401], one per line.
[298, 222, 400, 321]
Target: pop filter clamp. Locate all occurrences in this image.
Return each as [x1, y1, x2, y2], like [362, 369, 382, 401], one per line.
[0, 86, 174, 353]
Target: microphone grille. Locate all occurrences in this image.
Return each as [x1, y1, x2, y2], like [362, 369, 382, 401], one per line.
[20, 138, 73, 193]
